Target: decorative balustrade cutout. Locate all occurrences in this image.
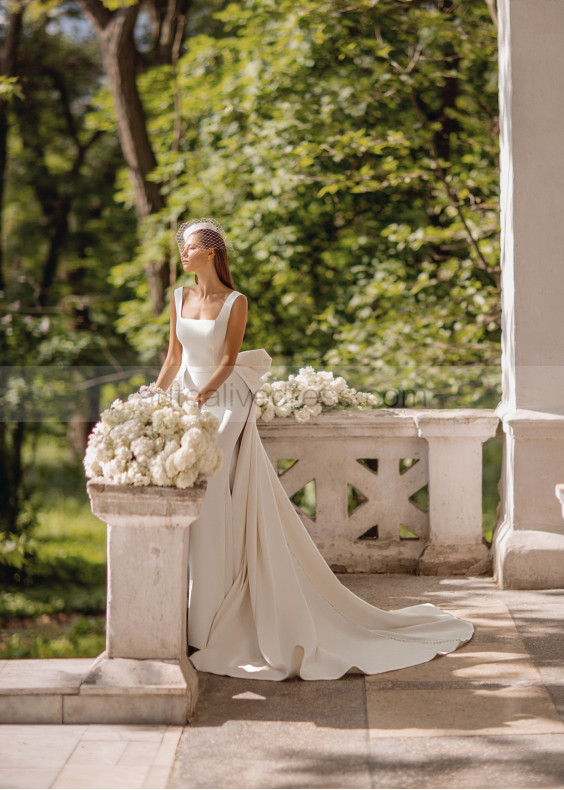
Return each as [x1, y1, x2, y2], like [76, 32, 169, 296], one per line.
[257, 408, 499, 575]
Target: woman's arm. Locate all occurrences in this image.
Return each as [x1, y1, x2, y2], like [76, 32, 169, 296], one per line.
[195, 293, 248, 408]
[155, 290, 183, 392]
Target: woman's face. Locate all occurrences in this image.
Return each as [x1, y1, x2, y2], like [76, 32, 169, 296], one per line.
[181, 233, 213, 274]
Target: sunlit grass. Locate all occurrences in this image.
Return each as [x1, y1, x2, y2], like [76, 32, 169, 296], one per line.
[0, 614, 105, 658]
[35, 494, 106, 562]
[1, 433, 107, 657]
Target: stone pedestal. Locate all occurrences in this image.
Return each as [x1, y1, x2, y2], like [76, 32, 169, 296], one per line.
[0, 481, 206, 725]
[76, 479, 206, 724]
[494, 0, 564, 588]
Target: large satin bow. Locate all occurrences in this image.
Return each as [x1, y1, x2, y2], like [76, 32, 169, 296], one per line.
[233, 348, 272, 394]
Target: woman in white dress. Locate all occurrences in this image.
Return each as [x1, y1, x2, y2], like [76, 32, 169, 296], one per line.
[155, 218, 474, 681]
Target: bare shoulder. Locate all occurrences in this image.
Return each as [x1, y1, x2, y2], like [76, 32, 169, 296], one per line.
[232, 289, 247, 302]
[232, 291, 248, 309]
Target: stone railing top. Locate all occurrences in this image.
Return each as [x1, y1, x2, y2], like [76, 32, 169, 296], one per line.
[257, 408, 499, 440]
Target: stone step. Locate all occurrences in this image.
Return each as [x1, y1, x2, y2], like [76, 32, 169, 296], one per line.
[0, 655, 196, 725]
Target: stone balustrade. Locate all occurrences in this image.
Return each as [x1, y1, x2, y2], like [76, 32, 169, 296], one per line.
[257, 408, 500, 575]
[0, 408, 500, 726]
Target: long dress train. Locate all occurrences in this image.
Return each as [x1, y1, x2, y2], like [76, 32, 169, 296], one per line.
[174, 286, 474, 681]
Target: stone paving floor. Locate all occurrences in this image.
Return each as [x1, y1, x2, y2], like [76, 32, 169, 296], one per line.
[2, 575, 564, 789]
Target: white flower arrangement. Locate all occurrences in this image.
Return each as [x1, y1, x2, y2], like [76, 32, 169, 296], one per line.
[255, 366, 380, 423]
[83, 382, 223, 488]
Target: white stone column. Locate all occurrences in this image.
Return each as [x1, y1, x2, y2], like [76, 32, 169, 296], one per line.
[62, 480, 206, 725]
[494, 0, 564, 588]
[415, 412, 499, 575]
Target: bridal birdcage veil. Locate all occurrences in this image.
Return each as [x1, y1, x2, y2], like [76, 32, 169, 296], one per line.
[175, 218, 234, 258]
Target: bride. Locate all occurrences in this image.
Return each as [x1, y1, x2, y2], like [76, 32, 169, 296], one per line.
[154, 217, 474, 681]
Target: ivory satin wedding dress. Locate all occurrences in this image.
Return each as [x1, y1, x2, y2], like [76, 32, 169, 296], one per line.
[174, 286, 474, 681]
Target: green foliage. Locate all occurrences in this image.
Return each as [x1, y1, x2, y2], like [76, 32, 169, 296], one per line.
[1, 6, 140, 556]
[0, 615, 105, 658]
[3, 1, 503, 581]
[0, 532, 37, 572]
[0, 586, 106, 625]
[482, 435, 502, 543]
[0, 75, 23, 101]
[112, 0, 501, 407]
[0, 436, 106, 655]
[1, 435, 106, 637]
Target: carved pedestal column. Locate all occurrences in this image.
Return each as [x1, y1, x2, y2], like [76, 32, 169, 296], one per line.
[64, 479, 206, 725]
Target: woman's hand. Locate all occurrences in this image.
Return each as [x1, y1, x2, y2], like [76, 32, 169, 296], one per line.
[195, 390, 213, 409]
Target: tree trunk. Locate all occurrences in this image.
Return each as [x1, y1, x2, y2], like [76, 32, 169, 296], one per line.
[98, 5, 164, 220]
[0, 9, 26, 539]
[0, 7, 24, 292]
[78, 0, 176, 315]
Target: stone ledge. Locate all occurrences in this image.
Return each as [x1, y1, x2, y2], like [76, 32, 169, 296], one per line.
[62, 694, 190, 725]
[81, 652, 197, 696]
[0, 656, 198, 725]
[87, 478, 207, 521]
[257, 408, 499, 440]
[497, 408, 564, 438]
[418, 543, 492, 576]
[0, 693, 64, 724]
[0, 657, 88, 695]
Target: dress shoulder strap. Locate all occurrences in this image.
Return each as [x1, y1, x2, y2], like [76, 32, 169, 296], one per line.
[174, 286, 182, 317]
[224, 290, 241, 307]
[221, 290, 243, 321]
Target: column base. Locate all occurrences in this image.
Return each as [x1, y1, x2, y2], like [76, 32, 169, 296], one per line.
[494, 520, 564, 589]
[68, 651, 199, 724]
[418, 543, 492, 576]
[0, 652, 199, 725]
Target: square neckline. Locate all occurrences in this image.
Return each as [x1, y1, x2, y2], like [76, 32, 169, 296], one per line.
[179, 286, 237, 322]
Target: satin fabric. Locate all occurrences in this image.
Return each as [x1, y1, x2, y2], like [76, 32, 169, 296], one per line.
[174, 286, 474, 680]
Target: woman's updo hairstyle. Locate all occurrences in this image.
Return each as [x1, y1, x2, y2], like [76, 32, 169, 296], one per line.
[175, 218, 235, 289]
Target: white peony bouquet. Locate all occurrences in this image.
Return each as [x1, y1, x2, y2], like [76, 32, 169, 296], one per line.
[255, 366, 380, 423]
[83, 382, 223, 488]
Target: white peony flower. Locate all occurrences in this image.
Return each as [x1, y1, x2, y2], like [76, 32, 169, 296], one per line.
[261, 402, 276, 422]
[83, 382, 222, 488]
[295, 406, 313, 422]
[176, 468, 198, 489]
[255, 366, 379, 422]
[320, 388, 339, 406]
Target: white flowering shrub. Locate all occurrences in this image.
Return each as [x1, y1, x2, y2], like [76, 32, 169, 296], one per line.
[83, 383, 222, 488]
[255, 366, 380, 422]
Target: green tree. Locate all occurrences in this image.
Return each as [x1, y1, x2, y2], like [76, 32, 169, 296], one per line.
[0, 1, 137, 568]
[115, 0, 500, 406]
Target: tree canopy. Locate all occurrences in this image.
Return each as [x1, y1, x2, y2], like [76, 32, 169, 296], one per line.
[113, 0, 501, 405]
[0, 0, 501, 554]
